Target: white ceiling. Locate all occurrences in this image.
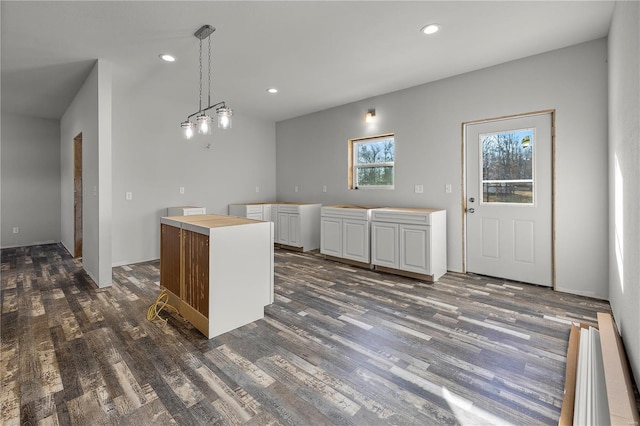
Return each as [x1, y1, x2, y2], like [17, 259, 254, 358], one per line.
[1, 1, 615, 123]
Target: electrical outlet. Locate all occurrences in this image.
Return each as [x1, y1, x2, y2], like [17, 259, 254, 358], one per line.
[414, 184, 424, 194]
[255, 186, 260, 193]
[295, 185, 299, 193]
[125, 192, 133, 201]
[12, 227, 19, 234]
[445, 183, 452, 193]
[179, 187, 185, 194]
[322, 185, 327, 193]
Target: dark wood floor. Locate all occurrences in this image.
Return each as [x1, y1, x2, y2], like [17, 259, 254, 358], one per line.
[1, 243, 614, 425]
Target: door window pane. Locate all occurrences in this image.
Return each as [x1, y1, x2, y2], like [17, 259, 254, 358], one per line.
[480, 129, 534, 204]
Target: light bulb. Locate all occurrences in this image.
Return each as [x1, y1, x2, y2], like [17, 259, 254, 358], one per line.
[365, 109, 376, 123]
[196, 114, 212, 135]
[181, 120, 195, 140]
[217, 107, 232, 129]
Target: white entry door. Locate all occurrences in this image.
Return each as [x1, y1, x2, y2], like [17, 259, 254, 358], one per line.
[466, 113, 553, 287]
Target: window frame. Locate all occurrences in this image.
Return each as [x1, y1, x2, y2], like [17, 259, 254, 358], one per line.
[348, 133, 395, 190]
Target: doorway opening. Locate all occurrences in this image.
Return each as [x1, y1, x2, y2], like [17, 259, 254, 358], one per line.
[74, 133, 83, 258]
[462, 110, 556, 288]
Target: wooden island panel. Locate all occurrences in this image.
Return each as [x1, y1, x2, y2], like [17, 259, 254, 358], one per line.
[160, 223, 182, 297]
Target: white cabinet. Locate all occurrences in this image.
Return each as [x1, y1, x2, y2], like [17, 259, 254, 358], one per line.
[229, 203, 270, 221]
[262, 204, 273, 222]
[230, 202, 320, 252]
[275, 203, 320, 251]
[277, 210, 300, 246]
[167, 206, 206, 216]
[400, 224, 431, 274]
[371, 208, 446, 281]
[370, 221, 399, 268]
[320, 216, 342, 257]
[321, 206, 373, 264]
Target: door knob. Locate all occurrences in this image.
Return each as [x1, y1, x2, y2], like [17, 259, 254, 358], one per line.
[469, 197, 475, 203]
[467, 208, 475, 213]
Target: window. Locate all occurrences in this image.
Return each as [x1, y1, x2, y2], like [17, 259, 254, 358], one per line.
[480, 128, 534, 204]
[349, 134, 395, 189]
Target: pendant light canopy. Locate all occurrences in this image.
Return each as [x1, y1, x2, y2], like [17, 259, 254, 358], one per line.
[181, 25, 233, 140]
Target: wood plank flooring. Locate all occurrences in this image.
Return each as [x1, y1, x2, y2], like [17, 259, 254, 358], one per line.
[1, 243, 617, 425]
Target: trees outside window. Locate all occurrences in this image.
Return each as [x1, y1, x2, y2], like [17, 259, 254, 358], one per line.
[481, 129, 534, 204]
[350, 134, 395, 189]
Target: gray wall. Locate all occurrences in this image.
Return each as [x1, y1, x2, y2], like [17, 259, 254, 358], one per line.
[58, 58, 277, 271]
[608, 0, 640, 386]
[1, 113, 61, 248]
[110, 69, 277, 266]
[60, 60, 113, 288]
[276, 39, 609, 299]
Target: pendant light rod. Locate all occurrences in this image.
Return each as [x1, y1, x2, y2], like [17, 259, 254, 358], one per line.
[186, 101, 227, 121]
[181, 24, 233, 139]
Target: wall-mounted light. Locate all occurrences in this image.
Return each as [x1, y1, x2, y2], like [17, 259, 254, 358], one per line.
[181, 25, 233, 140]
[365, 109, 376, 124]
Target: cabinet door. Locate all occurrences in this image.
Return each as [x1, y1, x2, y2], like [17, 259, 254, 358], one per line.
[277, 213, 289, 244]
[399, 224, 430, 274]
[321, 217, 342, 257]
[160, 224, 182, 296]
[371, 222, 399, 268]
[183, 229, 210, 318]
[271, 206, 277, 237]
[289, 214, 301, 246]
[263, 205, 272, 222]
[343, 219, 369, 263]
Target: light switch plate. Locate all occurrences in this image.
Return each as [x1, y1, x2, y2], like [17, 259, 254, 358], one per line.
[414, 184, 424, 193]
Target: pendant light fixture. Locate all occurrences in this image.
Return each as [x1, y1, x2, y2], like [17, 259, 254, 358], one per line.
[181, 25, 233, 140]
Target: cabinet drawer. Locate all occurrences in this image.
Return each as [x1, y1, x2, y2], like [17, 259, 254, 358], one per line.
[168, 206, 206, 216]
[321, 206, 371, 220]
[371, 209, 434, 225]
[245, 205, 263, 214]
[277, 205, 300, 214]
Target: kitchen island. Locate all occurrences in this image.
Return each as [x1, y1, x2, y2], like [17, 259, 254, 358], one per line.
[160, 214, 273, 338]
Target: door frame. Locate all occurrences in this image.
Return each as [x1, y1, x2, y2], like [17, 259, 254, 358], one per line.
[74, 132, 83, 258]
[461, 110, 557, 289]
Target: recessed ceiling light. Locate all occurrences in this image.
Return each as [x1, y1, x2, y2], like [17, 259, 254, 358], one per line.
[421, 24, 440, 35]
[267, 88, 278, 94]
[159, 53, 176, 62]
